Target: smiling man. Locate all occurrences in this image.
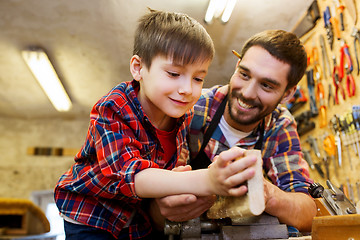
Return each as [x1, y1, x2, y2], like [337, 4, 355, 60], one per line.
[153, 30, 317, 233]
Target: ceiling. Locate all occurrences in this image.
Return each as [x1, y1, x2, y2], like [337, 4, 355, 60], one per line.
[0, 0, 313, 119]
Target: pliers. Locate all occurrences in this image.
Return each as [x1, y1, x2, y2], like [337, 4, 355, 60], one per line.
[345, 64, 356, 97]
[351, 27, 360, 75]
[332, 56, 346, 104]
[339, 39, 353, 79]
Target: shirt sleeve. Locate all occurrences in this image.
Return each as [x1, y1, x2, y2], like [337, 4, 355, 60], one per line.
[72, 99, 160, 200]
[262, 107, 313, 194]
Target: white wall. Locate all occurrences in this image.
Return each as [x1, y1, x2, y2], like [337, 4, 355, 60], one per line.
[0, 116, 89, 198]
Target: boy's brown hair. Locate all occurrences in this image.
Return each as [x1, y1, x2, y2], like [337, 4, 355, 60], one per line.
[239, 30, 307, 89]
[133, 9, 215, 69]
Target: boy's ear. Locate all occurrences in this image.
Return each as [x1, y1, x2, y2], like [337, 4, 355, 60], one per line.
[130, 55, 143, 81]
[280, 86, 297, 104]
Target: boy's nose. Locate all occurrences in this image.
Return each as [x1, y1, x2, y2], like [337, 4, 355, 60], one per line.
[178, 78, 192, 95]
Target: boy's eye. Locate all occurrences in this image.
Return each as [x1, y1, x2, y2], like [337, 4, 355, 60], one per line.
[194, 77, 204, 82]
[167, 71, 180, 77]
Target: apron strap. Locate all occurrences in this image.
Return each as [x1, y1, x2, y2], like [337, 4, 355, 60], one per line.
[191, 95, 265, 169]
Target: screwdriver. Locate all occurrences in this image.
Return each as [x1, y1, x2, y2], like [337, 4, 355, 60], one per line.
[336, 116, 353, 169]
[317, 81, 327, 128]
[346, 112, 360, 157]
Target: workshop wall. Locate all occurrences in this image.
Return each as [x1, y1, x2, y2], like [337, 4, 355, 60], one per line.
[298, 0, 360, 203]
[0, 117, 88, 198]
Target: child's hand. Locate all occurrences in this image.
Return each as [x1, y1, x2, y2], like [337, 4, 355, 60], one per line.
[207, 147, 257, 197]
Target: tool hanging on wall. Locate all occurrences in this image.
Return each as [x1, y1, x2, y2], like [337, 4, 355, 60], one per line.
[338, 115, 354, 169]
[311, 41, 327, 127]
[345, 64, 356, 97]
[330, 4, 341, 40]
[345, 112, 360, 157]
[322, 133, 338, 178]
[285, 86, 307, 113]
[307, 69, 319, 116]
[329, 115, 343, 168]
[351, 28, 360, 75]
[303, 149, 325, 178]
[339, 40, 353, 79]
[319, 34, 332, 79]
[323, 6, 334, 49]
[295, 110, 316, 136]
[344, 0, 360, 76]
[334, 0, 345, 31]
[332, 56, 346, 104]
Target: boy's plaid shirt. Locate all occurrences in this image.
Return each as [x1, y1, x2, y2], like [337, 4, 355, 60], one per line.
[188, 85, 313, 194]
[54, 80, 191, 239]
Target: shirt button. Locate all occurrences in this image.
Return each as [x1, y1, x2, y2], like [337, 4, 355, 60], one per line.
[121, 216, 127, 221]
[158, 156, 162, 160]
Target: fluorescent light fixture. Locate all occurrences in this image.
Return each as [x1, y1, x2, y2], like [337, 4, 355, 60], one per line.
[22, 47, 72, 112]
[204, 0, 237, 24]
[221, 0, 237, 23]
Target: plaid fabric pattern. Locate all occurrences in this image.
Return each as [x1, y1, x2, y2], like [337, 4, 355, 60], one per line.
[55, 80, 191, 239]
[188, 85, 313, 194]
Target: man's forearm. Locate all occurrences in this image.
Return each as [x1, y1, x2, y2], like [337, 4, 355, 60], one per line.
[265, 186, 316, 232]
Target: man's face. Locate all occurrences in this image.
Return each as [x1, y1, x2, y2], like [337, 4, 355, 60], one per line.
[225, 46, 295, 132]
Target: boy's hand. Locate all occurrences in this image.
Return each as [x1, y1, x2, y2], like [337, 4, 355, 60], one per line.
[207, 147, 257, 196]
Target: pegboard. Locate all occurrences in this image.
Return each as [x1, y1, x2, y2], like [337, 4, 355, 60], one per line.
[297, 0, 360, 204]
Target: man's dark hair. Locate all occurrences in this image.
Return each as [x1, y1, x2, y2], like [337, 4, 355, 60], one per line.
[133, 9, 215, 69]
[240, 30, 307, 89]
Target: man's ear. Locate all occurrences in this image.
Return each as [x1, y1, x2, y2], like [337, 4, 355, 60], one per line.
[280, 86, 297, 104]
[130, 55, 142, 81]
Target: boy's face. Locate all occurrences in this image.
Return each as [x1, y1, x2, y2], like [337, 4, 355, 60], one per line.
[135, 55, 210, 130]
[225, 46, 295, 132]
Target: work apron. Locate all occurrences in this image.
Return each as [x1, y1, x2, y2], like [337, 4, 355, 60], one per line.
[190, 96, 264, 170]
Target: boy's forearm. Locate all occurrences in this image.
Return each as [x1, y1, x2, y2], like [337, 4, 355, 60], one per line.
[134, 168, 213, 198]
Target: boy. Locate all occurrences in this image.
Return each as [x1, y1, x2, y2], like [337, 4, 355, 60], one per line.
[54, 9, 257, 239]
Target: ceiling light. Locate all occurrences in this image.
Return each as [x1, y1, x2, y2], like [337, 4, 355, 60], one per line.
[22, 47, 72, 112]
[204, 0, 237, 24]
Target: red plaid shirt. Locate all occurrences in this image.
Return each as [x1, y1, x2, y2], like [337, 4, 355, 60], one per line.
[54, 80, 191, 239]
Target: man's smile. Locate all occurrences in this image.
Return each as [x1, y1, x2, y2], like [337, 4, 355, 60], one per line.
[237, 98, 254, 109]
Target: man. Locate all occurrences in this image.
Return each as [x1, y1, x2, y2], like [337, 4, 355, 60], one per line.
[151, 30, 317, 233]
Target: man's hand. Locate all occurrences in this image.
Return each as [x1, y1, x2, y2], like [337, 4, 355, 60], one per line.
[155, 194, 216, 222]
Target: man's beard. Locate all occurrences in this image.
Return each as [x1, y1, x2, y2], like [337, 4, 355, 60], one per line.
[227, 90, 280, 126]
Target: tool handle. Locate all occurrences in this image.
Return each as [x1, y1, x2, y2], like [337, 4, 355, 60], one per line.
[337, 5, 345, 31]
[330, 17, 341, 40]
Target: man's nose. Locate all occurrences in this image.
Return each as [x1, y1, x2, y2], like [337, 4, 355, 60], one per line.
[241, 80, 257, 99]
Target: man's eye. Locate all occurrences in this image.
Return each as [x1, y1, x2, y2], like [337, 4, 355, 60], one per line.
[240, 72, 249, 79]
[261, 82, 274, 90]
[167, 71, 180, 77]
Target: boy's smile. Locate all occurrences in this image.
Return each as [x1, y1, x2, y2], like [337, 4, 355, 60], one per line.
[134, 55, 210, 131]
